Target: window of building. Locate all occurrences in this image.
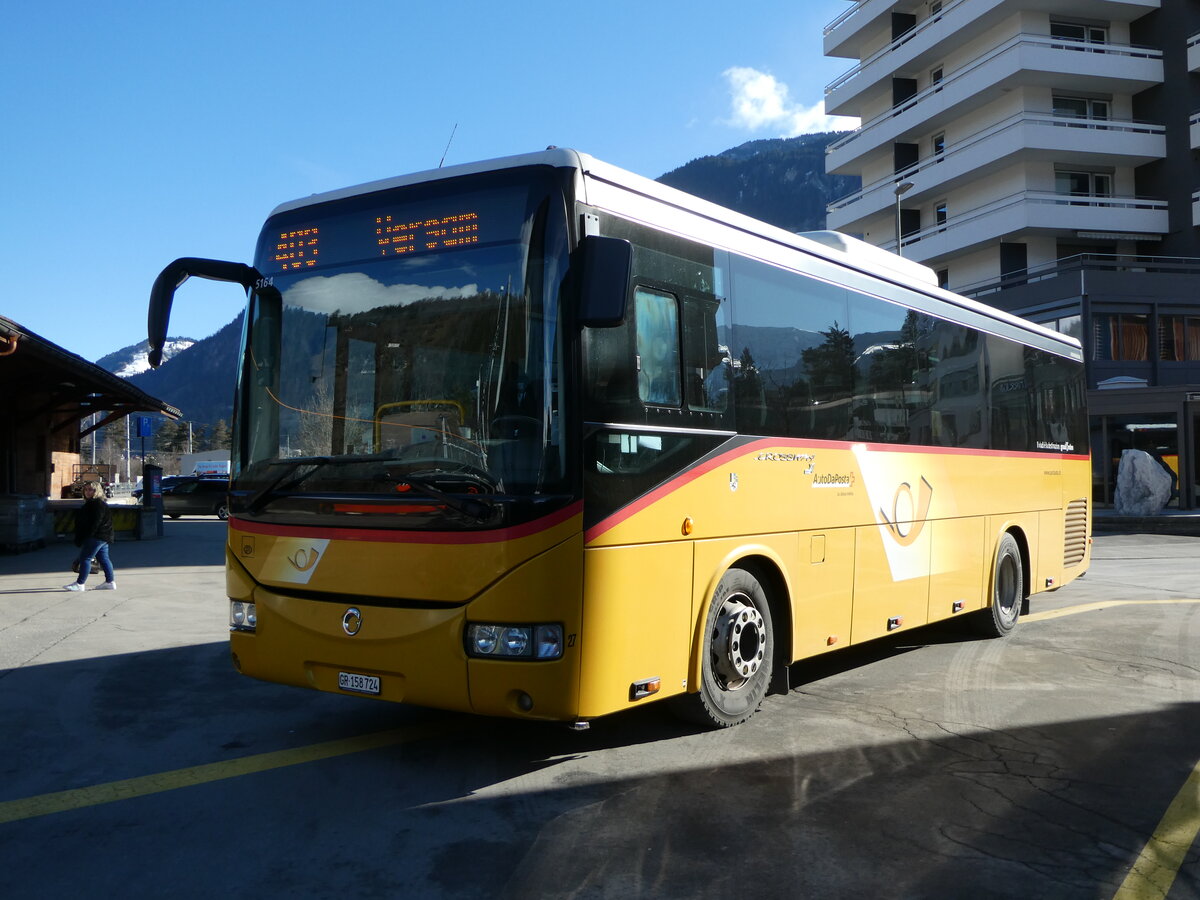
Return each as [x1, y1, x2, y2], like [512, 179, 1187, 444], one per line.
[936, 269, 949, 288]
[1035, 313, 1083, 341]
[932, 132, 945, 156]
[1051, 21, 1108, 43]
[930, 65, 943, 90]
[1053, 95, 1110, 120]
[1056, 169, 1113, 198]
[1093, 313, 1150, 361]
[935, 201, 947, 226]
[929, 0, 943, 15]
[1159, 315, 1200, 361]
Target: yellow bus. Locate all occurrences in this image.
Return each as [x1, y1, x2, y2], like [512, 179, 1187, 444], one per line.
[147, 149, 1090, 728]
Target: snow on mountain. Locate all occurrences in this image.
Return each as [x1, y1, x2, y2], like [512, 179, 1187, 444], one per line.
[96, 338, 196, 377]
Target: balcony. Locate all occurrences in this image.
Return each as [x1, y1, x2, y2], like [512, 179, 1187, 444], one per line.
[826, 33, 1163, 174]
[827, 113, 1165, 232]
[824, 0, 905, 60]
[884, 190, 1168, 262]
[1194, 190, 1200, 227]
[827, 0, 1016, 117]
[1189, 32, 1200, 72]
[956, 252, 1200, 301]
[825, 0, 1162, 61]
[1192, 111, 1200, 150]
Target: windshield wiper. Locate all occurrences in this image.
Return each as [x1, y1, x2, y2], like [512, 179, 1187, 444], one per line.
[385, 472, 495, 523]
[245, 456, 332, 513]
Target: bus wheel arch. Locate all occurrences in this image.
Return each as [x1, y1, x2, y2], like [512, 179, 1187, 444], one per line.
[973, 529, 1028, 638]
[674, 556, 789, 728]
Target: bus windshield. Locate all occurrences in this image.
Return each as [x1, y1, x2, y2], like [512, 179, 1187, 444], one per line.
[232, 168, 571, 527]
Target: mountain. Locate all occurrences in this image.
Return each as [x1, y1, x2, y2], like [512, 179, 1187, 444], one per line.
[114, 134, 858, 427]
[97, 337, 196, 377]
[656, 132, 858, 233]
[126, 315, 243, 427]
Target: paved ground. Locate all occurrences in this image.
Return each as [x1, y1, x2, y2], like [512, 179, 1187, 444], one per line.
[1, 522, 1198, 898]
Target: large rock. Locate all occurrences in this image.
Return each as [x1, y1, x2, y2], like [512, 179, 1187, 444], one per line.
[1114, 449, 1173, 516]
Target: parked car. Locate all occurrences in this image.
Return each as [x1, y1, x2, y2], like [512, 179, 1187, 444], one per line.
[160, 477, 230, 520]
[131, 475, 186, 501]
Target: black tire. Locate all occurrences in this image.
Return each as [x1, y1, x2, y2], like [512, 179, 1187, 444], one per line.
[673, 568, 774, 728]
[973, 532, 1023, 637]
[216, 504, 229, 521]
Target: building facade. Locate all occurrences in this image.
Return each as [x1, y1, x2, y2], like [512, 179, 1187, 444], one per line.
[824, 0, 1200, 508]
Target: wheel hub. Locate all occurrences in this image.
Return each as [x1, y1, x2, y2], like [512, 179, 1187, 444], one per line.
[712, 593, 766, 689]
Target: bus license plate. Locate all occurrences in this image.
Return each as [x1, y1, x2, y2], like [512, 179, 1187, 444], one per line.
[338, 671, 380, 695]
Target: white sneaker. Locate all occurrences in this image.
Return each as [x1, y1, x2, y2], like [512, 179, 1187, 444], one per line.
[63, 583, 86, 592]
[94, 582, 116, 591]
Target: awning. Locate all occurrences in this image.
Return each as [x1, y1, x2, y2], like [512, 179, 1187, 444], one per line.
[0, 314, 181, 436]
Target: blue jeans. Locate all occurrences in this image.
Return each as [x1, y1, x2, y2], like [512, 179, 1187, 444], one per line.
[76, 539, 114, 584]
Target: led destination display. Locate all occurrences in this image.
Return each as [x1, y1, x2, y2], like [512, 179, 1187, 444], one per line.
[259, 172, 549, 278]
[271, 208, 484, 273]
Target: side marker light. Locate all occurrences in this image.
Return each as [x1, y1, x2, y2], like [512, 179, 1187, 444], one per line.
[630, 677, 661, 701]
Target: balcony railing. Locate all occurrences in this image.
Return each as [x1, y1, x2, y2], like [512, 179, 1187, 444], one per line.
[957, 253, 1200, 299]
[827, 33, 1163, 158]
[826, 0, 962, 96]
[824, 1, 865, 37]
[888, 190, 1167, 255]
[828, 112, 1164, 215]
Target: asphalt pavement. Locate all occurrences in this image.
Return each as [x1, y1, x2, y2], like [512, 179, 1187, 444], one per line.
[1, 519, 1199, 898]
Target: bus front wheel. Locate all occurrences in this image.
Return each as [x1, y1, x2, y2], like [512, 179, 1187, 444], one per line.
[674, 568, 774, 728]
[973, 532, 1023, 638]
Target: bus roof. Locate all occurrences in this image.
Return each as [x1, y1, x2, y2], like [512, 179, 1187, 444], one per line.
[267, 147, 1081, 358]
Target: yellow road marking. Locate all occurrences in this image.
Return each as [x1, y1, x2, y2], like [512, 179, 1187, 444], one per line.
[1022, 597, 1200, 898]
[1113, 759, 1200, 900]
[0, 719, 461, 825]
[1025, 599, 1200, 623]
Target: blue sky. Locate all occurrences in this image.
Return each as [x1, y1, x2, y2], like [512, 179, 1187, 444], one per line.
[1, 1, 856, 363]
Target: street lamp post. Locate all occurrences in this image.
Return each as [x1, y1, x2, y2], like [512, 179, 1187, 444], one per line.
[894, 180, 915, 257]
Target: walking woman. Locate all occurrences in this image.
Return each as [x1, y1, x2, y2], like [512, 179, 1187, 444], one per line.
[64, 482, 116, 591]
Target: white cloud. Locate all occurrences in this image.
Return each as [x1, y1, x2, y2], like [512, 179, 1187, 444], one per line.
[723, 66, 859, 135]
[282, 272, 479, 315]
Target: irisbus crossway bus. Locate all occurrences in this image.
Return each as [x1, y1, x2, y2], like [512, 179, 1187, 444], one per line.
[147, 148, 1090, 728]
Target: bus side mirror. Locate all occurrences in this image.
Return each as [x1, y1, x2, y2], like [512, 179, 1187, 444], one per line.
[578, 236, 632, 328]
[148, 257, 263, 367]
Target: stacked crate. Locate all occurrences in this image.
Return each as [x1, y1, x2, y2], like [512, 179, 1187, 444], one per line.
[0, 495, 48, 552]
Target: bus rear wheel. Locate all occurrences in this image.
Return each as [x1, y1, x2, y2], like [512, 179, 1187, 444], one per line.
[973, 532, 1023, 637]
[674, 568, 774, 728]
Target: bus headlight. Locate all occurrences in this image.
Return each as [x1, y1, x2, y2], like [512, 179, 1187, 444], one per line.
[466, 623, 563, 660]
[230, 600, 257, 632]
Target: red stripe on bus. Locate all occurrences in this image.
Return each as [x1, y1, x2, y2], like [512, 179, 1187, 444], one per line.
[583, 437, 1088, 543]
[231, 500, 583, 545]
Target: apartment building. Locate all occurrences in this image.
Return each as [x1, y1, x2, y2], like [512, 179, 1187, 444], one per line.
[824, 0, 1200, 509]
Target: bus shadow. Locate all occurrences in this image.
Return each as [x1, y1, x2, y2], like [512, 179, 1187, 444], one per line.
[1, 641, 1196, 899]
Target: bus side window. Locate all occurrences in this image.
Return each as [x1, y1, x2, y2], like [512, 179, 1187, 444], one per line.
[684, 297, 729, 412]
[635, 288, 681, 406]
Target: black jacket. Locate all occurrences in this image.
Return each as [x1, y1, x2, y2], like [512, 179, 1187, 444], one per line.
[75, 497, 114, 546]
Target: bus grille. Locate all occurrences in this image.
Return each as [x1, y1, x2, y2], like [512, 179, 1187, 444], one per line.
[1064, 498, 1088, 568]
